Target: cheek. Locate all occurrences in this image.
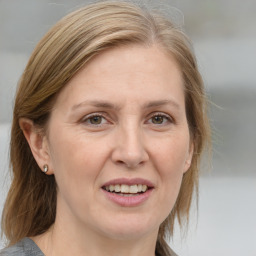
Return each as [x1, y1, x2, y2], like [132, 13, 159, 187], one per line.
[48, 135, 105, 211]
[49, 125, 95, 166]
[48, 131, 86, 182]
[150, 135, 190, 203]
[152, 135, 190, 175]
[48, 128, 112, 194]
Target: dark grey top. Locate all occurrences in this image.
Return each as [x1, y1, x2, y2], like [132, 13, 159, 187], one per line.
[0, 238, 44, 256]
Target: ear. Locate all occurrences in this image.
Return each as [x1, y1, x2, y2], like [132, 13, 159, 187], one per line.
[19, 118, 53, 175]
[183, 142, 194, 173]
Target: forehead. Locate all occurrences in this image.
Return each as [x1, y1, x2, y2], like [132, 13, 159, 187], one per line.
[53, 44, 184, 111]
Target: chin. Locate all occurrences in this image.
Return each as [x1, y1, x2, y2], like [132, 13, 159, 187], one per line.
[96, 214, 159, 241]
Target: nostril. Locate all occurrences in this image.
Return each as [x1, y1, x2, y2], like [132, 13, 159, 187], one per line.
[116, 160, 125, 165]
[117, 160, 145, 169]
[111, 139, 149, 168]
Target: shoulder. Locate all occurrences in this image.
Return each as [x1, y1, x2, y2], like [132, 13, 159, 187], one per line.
[0, 238, 44, 256]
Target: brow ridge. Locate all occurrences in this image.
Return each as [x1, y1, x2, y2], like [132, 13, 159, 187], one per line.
[71, 99, 180, 111]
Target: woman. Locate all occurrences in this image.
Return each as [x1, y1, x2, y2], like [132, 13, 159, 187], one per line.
[0, 1, 210, 255]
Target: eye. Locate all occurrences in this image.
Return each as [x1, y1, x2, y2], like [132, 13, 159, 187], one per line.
[147, 113, 173, 125]
[82, 114, 108, 126]
[151, 115, 165, 124]
[89, 116, 103, 125]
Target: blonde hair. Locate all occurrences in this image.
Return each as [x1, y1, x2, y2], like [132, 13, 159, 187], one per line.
[1, 1, 210, 255]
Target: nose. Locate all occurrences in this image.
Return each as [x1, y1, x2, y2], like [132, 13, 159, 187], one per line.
[111, 125, 149, 169]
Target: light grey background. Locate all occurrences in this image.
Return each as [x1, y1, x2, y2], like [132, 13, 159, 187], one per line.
[0, 0, 256, 255]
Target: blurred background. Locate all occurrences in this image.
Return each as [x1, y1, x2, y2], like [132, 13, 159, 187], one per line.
[0, 0, 255, 255]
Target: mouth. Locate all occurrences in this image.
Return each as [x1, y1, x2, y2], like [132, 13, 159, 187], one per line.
[102, 184, 152, 197]
[101, 179, 154, 206]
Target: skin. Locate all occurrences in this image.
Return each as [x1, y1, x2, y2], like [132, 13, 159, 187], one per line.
[20, 44, 193, 256]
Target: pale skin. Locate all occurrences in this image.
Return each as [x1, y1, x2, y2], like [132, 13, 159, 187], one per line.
[20, 44, 193, 256]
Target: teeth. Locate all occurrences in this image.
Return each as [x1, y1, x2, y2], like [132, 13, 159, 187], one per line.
[142, 184, 147, 192]
[114, 184, 121, 192]
[120, 184, 129, 193]
[104, 184, 149, 193]
[129, 185, 138, 194]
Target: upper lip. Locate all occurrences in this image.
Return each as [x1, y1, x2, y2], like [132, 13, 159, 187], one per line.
[102, 178, 155, 188]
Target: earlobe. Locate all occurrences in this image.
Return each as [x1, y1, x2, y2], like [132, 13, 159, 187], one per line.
[19, 118, 53, 174]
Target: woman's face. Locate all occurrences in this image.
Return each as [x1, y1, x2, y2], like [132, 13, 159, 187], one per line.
[45, 45, 193, 240]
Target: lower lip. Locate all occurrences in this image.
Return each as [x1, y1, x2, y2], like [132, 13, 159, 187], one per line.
[102, 189, 153, 207]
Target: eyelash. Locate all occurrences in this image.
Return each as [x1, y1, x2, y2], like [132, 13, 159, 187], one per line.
[81, 113, 108, 126]
[147, 113, 173, 125]
[81, 112, 173, 127]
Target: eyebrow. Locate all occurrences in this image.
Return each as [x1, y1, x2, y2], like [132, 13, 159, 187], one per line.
[71, 99, 181, 112]
[71, 100, 120, 111]
[142, 99, 180, 110]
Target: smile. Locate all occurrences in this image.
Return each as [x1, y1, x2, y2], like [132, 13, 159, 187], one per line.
[103, 184, 148, 194]
[101, 178, 154, 206]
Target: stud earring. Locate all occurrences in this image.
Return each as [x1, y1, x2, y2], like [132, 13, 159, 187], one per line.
[43, 164, 48, 174]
